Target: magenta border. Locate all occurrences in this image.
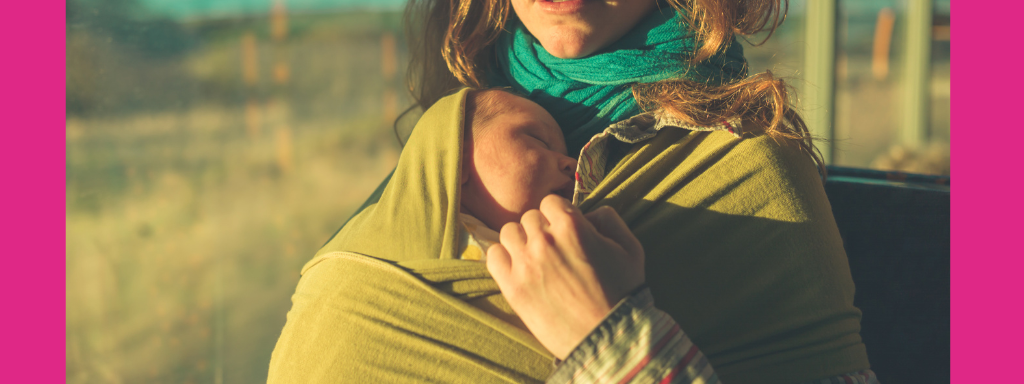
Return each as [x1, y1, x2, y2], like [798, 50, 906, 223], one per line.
[4, 1, 66, 382]
[951, 2, 1015, 382]
[11, 0, 985, 381]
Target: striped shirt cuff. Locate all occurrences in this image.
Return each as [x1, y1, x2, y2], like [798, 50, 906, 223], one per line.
[547, 287, 718, 384]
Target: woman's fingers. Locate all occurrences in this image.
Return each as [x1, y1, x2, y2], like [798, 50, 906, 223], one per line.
[489, 195, 649, 360]
[538, 195, 588, 249]
[499, 221, 528, 257]
[584, 206, 644, 263]
[519, 209, 550, 248]
[486, 243, 513, 287]
[539, 193, 574, 211]
[580, 205, 646, 299]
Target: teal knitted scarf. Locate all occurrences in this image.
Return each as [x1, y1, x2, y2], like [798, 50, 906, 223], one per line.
[488, 8, 748, 154]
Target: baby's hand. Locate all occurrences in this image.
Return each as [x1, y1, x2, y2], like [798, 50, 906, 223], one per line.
[486, 195, 645, 359]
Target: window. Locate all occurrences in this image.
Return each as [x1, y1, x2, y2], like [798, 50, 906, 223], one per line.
[745, 0, 950, 175]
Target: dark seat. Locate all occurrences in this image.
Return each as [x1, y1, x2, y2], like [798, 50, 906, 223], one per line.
[824, 166, 950, 384]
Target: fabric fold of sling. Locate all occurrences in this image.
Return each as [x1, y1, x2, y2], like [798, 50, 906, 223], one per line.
[268, 89, 553, 384]
[268, 88, 870, 384]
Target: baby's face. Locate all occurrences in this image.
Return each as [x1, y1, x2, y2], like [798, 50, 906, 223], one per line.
[461, 91, 577, 230]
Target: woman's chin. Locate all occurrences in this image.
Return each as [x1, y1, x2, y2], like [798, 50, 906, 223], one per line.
[546, 47, 590, 59]
[538, 37, 597, 59]
[535, 24, 626, 58]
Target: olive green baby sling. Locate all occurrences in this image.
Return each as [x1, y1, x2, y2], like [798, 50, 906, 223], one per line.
[268, 89, 554, 383]
[268, 89, 869, 384]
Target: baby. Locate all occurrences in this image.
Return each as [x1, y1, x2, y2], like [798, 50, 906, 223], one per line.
[457, 89, 578, 260]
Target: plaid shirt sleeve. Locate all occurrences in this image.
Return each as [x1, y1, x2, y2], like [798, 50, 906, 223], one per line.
[546, 288, 880, 384]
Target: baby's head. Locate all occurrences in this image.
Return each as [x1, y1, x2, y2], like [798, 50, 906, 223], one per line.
[460, 89, 577, 231]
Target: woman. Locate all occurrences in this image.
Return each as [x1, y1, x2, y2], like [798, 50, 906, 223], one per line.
[403, 0, 871, 381]
[268, 1, 873, 383]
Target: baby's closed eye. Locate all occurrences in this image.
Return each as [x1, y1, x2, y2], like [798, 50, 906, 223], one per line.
[526, 133, 551, 149]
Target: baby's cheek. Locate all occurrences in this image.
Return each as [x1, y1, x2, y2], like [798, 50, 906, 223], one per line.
[492, 152, 535, 182]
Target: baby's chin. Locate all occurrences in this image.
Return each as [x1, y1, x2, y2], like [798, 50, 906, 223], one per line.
[461, 199, 519, 232]
[488, 205, 543, 232]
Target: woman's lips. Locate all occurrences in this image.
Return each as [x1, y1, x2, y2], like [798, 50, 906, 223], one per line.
[538, 0, 587, 14]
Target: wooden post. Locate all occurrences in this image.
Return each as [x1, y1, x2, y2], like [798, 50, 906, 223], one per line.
[901, 0, 933, 149]
[271, 0, 293, 174]
[381, 32, 398, 126]
[803, 0, 838, 164]
[872, 8, 896, 81]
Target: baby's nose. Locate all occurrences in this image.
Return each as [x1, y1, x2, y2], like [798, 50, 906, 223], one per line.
[561, 155, 577, 174]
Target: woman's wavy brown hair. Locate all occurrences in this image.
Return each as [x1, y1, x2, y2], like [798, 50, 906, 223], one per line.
[403, 0, 824, 175]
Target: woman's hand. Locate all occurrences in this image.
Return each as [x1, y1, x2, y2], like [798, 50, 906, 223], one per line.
[486, 195, 645, 359]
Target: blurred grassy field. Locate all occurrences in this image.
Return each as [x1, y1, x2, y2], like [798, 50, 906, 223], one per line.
[67, 10, 406, 384]
[66, 109, 400, 384]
